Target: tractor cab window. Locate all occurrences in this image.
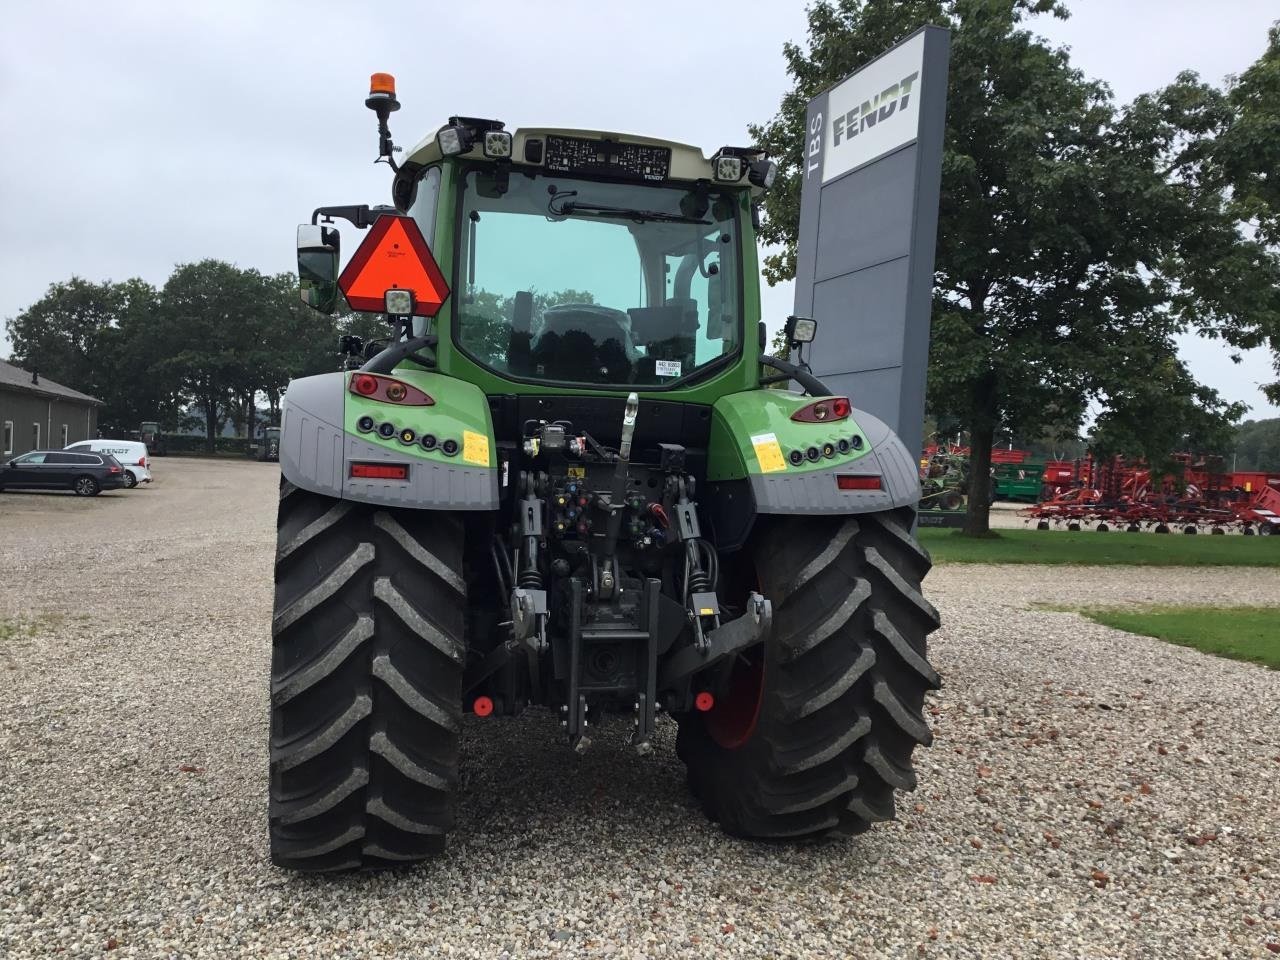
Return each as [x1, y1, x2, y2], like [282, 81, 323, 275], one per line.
[455, 169, 741, 387]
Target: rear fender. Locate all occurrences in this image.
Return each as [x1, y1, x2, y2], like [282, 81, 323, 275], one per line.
[279, 368, 499, 510]
[704, 390, 919, 550]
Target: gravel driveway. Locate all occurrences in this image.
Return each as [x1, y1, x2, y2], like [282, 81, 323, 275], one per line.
[1, 458, 1277, 959]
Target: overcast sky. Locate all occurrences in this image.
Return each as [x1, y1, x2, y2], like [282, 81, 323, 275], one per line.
[1, 0, 1276, 420]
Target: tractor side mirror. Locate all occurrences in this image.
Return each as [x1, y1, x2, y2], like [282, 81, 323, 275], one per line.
[297, 224, 341, 314]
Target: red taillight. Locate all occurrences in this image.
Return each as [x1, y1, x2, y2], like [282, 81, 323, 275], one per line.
[694, 691, 716, 712]
[350, 462, 410, 480]
[109, 466, 121, 474]
[836, 474, 881, 491]
[348, 373, 433, 405]
[791, 396, 852, 423]
[472, 696, 494, 717]
[136, 458, 146, 466]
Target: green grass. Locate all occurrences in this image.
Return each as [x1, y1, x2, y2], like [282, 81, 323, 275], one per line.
[1073, 606, 1280, 669]
[917, 528, 1280, 567]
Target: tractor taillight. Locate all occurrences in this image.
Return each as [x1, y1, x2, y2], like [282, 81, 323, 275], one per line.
[836, 474, 881, 491]
[790, 397, 852, 423]
[348, 373, 433, 406]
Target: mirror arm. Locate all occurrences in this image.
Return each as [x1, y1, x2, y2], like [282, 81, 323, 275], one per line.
[759, 354, 831, 397]
[361, 334, 438, 374]
[311, 204, 398, 229]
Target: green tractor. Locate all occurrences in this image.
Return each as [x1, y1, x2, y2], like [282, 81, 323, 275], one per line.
[270, 75, 940, 870]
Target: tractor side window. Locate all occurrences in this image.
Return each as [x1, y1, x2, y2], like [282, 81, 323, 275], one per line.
[408, 167, 442, 246]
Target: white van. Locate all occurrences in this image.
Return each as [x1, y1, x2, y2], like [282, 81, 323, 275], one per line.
[65, 439, 152, 489]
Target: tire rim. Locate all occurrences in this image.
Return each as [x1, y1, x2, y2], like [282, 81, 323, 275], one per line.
[706, 650, 764, 749]
[76, 478, 94, 495]
[124, 473, 136, 488]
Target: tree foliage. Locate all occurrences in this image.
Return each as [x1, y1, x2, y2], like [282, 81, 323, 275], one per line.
[5, 262, 362, 451]
[752, 0, 1275, 532]
[1233, 417, 1280, 471]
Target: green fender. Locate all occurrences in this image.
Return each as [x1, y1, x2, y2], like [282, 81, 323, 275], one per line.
[704, 389, 921, 546]
[279, 368, 499, 510]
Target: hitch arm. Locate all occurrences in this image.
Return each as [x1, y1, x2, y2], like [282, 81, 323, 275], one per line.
[657, 593, 772, 691]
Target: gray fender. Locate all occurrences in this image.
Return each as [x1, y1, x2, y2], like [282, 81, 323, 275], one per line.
[279, 372, 498, 510]
[749, 407, 921, 515]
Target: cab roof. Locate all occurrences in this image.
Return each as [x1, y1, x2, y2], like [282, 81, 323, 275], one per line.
[402, 125, 766, 193]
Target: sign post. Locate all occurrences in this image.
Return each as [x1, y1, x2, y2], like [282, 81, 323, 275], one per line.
[792, 25, 950, 470]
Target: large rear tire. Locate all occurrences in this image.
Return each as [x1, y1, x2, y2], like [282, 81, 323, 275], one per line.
[676, 509, 941, 839]
[269, 481, 465, 871]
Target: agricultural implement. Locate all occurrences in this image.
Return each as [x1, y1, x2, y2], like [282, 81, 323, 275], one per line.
[1022, 454, 1280, 534]
[268, 75, 941, 870]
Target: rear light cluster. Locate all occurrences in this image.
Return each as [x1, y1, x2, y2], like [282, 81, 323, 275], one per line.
[355, 415, 459, 457]
[790, 396, 852, 423]
[786, 433, 865, 466]
[836, 474, 881, 491]
[349, 373, 434, 406]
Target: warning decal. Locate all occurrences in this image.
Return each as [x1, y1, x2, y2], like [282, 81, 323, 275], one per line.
[463, 430, 491, 467]
[750, 432, 788, 474]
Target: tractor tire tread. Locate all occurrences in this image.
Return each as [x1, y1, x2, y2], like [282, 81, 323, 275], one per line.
[677, 508, 939, 841]
[269, 487, 464, 871]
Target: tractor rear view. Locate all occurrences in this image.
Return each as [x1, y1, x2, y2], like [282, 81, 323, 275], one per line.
[269, 75, 940, 870]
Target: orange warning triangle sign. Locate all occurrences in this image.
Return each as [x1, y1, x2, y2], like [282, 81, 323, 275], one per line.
[338, 215, 450, 317]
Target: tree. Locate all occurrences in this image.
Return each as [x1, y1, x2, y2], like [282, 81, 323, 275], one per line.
[157, 260, 287, 452]
[752, 0, 1268, 534]
[5, 277, 130, 397]
[1216, 22, 1280, 400]
[1233, 417, 1280, 471]
[4, 276, 182, 433]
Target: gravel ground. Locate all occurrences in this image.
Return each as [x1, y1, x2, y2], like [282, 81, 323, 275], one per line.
[1, 458, 1278, 959]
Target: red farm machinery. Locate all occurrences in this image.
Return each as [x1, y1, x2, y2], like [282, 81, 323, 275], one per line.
[1021, 454, 1280, 535]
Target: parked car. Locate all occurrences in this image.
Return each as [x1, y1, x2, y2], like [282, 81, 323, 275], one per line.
[66, 439, 152, 489]
[0, 450, 127, 496]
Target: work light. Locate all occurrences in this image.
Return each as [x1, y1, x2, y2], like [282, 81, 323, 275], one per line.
[437, 125, 472, 156]
[483, 130, 513, 158]
[384, 288, 414, 316]
[713, 155, 744, 181]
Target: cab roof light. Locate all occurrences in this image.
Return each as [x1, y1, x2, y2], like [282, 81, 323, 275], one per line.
[483, 130, 513, 159]
[712, 154, 744, 182]
[437, 125, 472, 156]
[438, 116, 506, 157]
[790, 397, 852, 423]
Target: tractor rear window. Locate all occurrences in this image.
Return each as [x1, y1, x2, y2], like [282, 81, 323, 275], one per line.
[454, 170, 742, 388]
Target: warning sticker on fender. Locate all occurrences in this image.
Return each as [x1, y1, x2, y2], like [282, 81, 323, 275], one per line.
[463, 430, 490, 466]
[750, 432, 787, 473]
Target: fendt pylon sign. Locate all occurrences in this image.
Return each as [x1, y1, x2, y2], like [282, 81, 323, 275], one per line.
[792, 25, 950, 467]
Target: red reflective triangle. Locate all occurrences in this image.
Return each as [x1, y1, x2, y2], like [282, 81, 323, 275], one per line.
[337, 215, 450, 317]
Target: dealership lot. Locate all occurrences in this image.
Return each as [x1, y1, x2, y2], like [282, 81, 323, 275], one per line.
[1, 458, 1277, 958]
